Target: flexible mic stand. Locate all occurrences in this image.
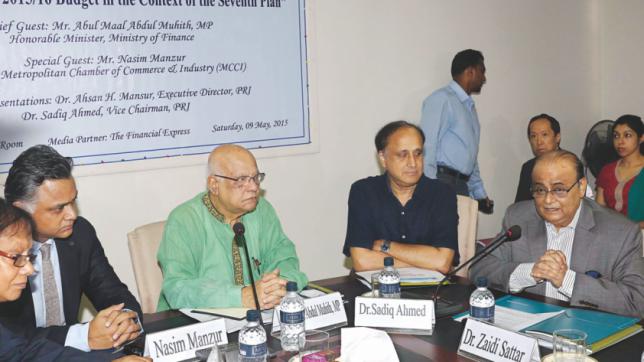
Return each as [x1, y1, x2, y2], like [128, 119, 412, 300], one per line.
[431, 225, 522, 316]
[233, 222, 263, 326]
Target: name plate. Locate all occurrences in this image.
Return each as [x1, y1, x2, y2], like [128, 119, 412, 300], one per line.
[144, 318, 228, 361]
[272, 292, 347, 332]
[458, 319, 540, 362]
[353, 297, 434, 332]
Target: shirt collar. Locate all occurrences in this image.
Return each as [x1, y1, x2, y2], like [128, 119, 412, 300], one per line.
[448, 80, 473, 106]
[202, 193, 226, 223]
[545, 203, 582, 233]
[32, 239, 54, 252]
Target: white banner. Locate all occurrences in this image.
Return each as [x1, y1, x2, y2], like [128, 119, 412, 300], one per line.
[0, 0, 309, 172]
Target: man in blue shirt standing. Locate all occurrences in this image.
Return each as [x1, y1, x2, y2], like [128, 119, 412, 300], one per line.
[420, 49, 494, 214]
[343, 121, 459, 273]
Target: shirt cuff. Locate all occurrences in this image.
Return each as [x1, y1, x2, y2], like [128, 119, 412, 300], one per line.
[508, 263, 537, 293]
[65, 322, 91, 352]
[557, 270, 576, 299]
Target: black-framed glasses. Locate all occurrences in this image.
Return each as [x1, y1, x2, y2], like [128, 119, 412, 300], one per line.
[0, 250, 37, 267]
[531, 179, 580, 199]
[212, 172, 266, 187]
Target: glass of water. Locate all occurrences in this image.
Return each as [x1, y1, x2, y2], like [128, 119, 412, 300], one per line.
[553, 329, 587, 362]
[370, 271, 380, 297]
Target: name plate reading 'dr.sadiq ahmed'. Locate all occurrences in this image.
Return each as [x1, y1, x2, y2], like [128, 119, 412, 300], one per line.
[272, 292, 347, 333]
[354, 297, 434, 332]
[458, 318, 540, 362]
[144, 318, 228, 362]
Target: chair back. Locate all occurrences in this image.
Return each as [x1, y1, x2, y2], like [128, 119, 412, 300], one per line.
[455, 195, 478, 277]
[127, 221, 165, 313]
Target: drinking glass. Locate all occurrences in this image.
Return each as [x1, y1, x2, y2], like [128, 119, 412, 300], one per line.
[298, 330, 331, 361]
[553, 329, 587, 362]
[370, 272, 381, 297]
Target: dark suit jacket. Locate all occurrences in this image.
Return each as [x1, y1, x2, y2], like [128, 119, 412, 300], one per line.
[0, 322, 119, 361]
[515, 158, 535, 203]
[0, 217, 142, 345]
[470, 199, 644, 318]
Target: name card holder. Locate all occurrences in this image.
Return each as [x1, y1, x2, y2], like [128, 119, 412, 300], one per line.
[272, 292, 348, 334]
[458, 318, 540, 362]
[144, 318, 228, 362]
[354, 297, 434, 335]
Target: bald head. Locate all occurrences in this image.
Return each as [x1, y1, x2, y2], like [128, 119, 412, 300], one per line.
[208, 144, 258, 176]
[533, 149, 584, 181]
[206, 145, 261, 222]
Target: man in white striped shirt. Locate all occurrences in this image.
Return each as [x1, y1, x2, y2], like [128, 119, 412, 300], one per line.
[470, 150, 644, 318]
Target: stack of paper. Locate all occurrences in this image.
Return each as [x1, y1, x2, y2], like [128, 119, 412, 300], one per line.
[356, 267, 445, 288]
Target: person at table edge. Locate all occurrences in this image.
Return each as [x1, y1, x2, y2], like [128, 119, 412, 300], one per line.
[470, 150, 644, 318]
[157, 144, 308, 311]
[343, 121, 459, 274]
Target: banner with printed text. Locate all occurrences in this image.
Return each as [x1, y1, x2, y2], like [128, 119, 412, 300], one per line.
[0, 0, 309, 172]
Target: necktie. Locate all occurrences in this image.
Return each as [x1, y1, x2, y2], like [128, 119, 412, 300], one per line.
[40, 244, 64, 326]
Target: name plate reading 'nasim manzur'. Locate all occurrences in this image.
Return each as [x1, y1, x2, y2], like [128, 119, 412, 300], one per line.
[353, 297, 434, 332]
[272, 292, 347, 333]
[458, 318, 540, 362]
[144, 318, 228, 362]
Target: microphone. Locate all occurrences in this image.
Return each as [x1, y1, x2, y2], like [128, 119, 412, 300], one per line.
[233, 222, 263, 325]
[431, 225, 522, 311]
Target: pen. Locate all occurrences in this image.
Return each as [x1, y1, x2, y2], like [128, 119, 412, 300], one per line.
[307, 282, 334, 294]
[252, 257, 261, 275]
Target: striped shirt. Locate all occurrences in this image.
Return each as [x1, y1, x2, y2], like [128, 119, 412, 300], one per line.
[508, 206, 581, 301]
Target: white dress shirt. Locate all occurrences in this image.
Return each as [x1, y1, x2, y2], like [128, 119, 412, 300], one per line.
[508, 206, 581, 301]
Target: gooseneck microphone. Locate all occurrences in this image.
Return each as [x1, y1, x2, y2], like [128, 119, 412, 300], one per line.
[233, 222, 263, 325]
[431, 225, 522, 307]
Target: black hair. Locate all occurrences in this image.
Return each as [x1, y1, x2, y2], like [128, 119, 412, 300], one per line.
[451, 49, 484, 77]
[375, 121, 425, 152]
[613, 114, 644, 155]
[4, 145, 73, 204]
[527, 113, 561, 138]
[0, 197, 35, 240]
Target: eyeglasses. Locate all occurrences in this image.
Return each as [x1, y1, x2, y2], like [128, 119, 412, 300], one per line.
[531, 180, 580, 199]
[0, 250, 37, 267]
[212, 173, 266, 187]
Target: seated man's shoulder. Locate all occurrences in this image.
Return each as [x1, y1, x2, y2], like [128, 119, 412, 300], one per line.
[167, 192, 208, 221]
[350, 175, 386, 194]
[586, 199, 639, 233]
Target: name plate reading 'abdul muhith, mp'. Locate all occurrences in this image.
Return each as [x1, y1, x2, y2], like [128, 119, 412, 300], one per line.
[458, 318, 540, 362]
[144, 318, 228, 362]
[272, 292, 348, 333]
[354, 297, 434, 333]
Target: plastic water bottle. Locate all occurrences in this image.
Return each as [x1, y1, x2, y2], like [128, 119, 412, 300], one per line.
[469, 276, 495, 323]
[378, 256, 401, 298]
[238, 310, 267, 362]
[279, 281, 306, 352]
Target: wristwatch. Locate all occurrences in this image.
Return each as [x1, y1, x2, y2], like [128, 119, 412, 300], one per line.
[380, 239, 391, 253]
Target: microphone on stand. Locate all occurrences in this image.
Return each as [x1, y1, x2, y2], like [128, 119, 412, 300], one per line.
[233, 222, 264, 326]
[431, 225, 522, 314]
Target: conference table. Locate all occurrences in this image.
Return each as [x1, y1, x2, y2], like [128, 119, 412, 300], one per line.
[141, 274, 644, 361]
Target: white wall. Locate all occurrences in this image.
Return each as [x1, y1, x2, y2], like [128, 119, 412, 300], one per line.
[4, 0, 617, 311]
[599, 0, 644, 119]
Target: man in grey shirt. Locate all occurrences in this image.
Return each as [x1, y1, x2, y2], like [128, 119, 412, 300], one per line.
[470, 150, 644, 318]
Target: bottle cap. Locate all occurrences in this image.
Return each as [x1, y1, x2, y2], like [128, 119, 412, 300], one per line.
[384, 256, 394, 266]
[476, 277, 488, 287]
[246, 309, 260, 321]
[286, 281, 298, 292]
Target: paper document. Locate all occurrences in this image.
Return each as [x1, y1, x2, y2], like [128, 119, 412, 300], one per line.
[356, 267, 445, 288]
[180, 308, 274, 333]
[454, 306, 565, 332]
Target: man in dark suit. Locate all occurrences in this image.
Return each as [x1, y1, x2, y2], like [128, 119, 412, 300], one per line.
[471, 150, 644, 318]
[0, 197, 149, 361]
[1, 145, 142, 351]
